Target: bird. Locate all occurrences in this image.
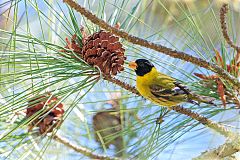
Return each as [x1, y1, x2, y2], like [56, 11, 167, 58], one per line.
[129, 59, 215, 107]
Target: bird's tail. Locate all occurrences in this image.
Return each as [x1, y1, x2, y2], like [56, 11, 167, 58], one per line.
[174, 82, 216, 106]
[188, 93, 216, 106]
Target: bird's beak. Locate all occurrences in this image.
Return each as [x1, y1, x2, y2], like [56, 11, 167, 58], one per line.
[129, 61, 137, 70]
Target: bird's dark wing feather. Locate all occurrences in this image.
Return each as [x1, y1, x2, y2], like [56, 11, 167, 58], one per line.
[149, 82, 190, 97]
[150, 81, 215, 105]
[174, 82, 190, 95]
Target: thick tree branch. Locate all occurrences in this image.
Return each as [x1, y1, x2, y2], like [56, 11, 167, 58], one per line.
[54, 134, 119, 160]
[63, 0, 240, 88]
[193, 137, 240, 160]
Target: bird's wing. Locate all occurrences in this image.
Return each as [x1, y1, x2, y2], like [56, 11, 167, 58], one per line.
[150, 76, 215, 105]
[154, 72, 176, 89]
[174, 81, 191, 95]
[154, 72, 191, 94]
[149, 83, 187, 97]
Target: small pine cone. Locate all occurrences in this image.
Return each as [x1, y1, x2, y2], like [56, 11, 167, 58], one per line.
[26, 94, 64, 134]
[82, 30, 126, 76]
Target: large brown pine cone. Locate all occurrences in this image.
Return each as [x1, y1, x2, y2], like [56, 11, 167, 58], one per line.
[82, 30, 126, 75]
[63, 28, 126, 76]
[26, 94, 64, 134]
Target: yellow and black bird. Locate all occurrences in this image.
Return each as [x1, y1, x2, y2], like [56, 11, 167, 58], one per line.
[129, 59, 214, 107]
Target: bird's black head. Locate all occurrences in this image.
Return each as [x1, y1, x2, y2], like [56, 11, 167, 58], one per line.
[129, 59, 154, 76]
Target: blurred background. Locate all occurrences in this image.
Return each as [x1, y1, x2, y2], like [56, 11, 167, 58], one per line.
[0, 0, 239, 160]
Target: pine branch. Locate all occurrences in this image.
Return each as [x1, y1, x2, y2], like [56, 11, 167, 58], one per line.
[62, 0, 240, 89]
[54, 134, 119, 160]
[193, 136, 240, 160]
[106, 77, 240, 157]
[105, 76, 235, 138]
[104, 76, 139, 95]
[170, 106, 233, 138]
[220, 4, 240, 52]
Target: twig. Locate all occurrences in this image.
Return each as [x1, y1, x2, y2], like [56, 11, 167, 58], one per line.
[63, 0, 240, 88]
[104, 76, 139, 95]
[193, 137, 240, 160]
[54, 134, 119, 160]
[220, 4, 240, 52]
[220, 3, 240, 73]
[105, 76, 235, 138]
[171, 105, 235, 138]
[225, 91, 240, 108]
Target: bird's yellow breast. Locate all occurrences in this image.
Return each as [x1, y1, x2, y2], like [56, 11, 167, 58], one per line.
[136, 67, 158, 98]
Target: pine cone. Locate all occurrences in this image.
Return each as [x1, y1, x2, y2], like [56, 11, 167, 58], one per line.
[62, 26, 126, 76]
[82, 30, 126, 75]
[26, 94, 64, 134]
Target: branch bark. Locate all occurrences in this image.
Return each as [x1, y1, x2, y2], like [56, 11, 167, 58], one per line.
[54, 134, 119, 160]
[220, 4, 240, 52]
[63, 0, 240, 88]
[193, 136, 240, 160]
